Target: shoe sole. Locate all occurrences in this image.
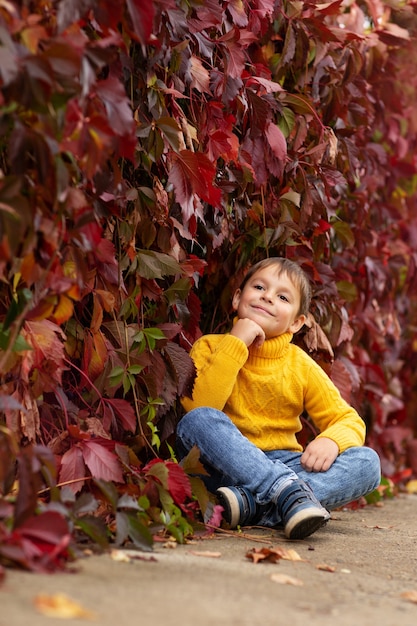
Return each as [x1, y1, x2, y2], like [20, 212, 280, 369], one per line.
[216, 487, 243, 528]
[284, 508, 329, 540]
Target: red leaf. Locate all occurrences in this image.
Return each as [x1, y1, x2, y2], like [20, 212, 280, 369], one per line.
[168, 150, 222, 212]
[12, 511, 71, 571]
[81, 440, 124, 483]
[17, 511, 70, 546]
[104, 398, 137, 433]
[265, 121, 287, 161]
[126, 0, 155, 44]
[59, 445, 87, 493]
[218, 27, 247, 79]
[95, 77, 136, 154]
[166, 461, 192, 506]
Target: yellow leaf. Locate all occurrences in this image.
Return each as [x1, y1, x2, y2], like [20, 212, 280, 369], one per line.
[34, 593, 97, 620]
[405, 480, 417, 494]
[52, 294, 74, 325]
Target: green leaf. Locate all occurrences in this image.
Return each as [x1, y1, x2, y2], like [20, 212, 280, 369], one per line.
[108, 366, 125, 388]
[164, 277, 192, 305]
[143, 328, 166, 340]
[137, 249, 182, 279]
[0, 325, 32, 352]
[74, 515, 109, 548]
[278, 107, 295, 138]
[93, 479, 120, 510]
[155, 116, 182, 151]
[336, 280, 358, 302]
[127, 364, 144, 375]
[331, 220, 355, 248]
[127, 514, 154, 550]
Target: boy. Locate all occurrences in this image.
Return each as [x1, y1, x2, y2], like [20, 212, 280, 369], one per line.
[177, 258, 381, 540]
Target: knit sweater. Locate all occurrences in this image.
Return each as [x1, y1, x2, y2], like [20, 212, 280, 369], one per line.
[181, 331, 366, 453]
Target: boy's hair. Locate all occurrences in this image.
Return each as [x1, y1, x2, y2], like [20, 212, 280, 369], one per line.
[239, 257, 312, 317]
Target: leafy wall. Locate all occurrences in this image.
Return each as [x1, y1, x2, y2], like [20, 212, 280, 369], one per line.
[0, 0, 417, 565]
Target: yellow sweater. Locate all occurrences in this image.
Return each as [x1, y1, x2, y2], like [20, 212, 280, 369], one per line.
[181, 331, 365, 453]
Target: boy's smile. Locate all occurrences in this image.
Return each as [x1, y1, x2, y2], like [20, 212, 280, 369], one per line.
[232, 266, 306, 338]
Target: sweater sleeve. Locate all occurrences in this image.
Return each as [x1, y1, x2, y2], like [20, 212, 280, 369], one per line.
[303, 356, 366, 452]
[181, 334, 248, 413]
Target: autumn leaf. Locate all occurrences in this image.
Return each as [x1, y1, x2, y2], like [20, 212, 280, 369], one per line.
[316, 563, 336, 572]
[59, 445, 87, 494]
[168, 150, 222, 215]
[126, 0, 155, 45]
[401, 590, 417, 604]
[34, 593, 97, 619]
[104, 398, 137, 433]
[81, 440, 124, 484]
[246, 546, 305, 564]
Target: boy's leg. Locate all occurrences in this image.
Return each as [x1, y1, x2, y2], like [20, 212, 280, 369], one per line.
[176, 407, 298, 504]
[177, 407, 330, 538]
[266, 446, 381, 510]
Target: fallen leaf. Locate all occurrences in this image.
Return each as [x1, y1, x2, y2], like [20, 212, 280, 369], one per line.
[246, 546, 305, 564]
[316, 563, 336, 572]
[270, 573, 304, 586]
[401, 590, 417, 604]
[189, 550, 222, 558]
[405, 480, 417, 494]
[34, 593, 97, 620]
[110, 549, 157, 563]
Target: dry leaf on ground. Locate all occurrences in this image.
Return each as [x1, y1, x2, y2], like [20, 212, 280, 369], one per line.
[34, 593, 97, 619]
[110, 549, 157, 563]
[401, 590, 417, 604]
[246, 546, 305, 564]
[270, 573, 304, 586]
[316, 563, 336, 572]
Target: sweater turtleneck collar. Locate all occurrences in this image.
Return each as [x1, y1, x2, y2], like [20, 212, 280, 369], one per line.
[248, 331, 293, 360]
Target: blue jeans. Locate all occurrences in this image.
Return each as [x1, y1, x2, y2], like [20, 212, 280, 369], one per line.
[176, 407, 381, 527]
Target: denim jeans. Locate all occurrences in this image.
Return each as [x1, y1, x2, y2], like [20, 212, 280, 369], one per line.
[176, 407, 381, 527]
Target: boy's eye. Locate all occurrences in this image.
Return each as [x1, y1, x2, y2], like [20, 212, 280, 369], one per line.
[279, 295, 289, 302]
[254, 284, 264, 290]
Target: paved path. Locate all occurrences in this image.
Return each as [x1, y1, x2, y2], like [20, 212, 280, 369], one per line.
[1, 494, 417, 626]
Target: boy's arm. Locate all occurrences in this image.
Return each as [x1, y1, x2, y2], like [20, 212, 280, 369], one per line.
[181, 334, 248, 413]
[303, 357, 366, 454]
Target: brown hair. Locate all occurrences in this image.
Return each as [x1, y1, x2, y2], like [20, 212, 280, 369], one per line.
[239, 257, 312, 316]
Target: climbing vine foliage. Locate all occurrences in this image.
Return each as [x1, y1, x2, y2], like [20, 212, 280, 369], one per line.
[0, 0, 417, 569]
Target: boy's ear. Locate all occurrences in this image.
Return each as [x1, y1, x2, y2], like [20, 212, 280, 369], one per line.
[232, 289, 241, 311]
[289, 314, 306, 334]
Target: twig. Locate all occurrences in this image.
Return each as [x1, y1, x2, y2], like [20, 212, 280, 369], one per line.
[204, 523, 276, 544]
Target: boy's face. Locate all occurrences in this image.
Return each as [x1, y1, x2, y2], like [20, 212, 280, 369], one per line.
[232, 266, 306, 339]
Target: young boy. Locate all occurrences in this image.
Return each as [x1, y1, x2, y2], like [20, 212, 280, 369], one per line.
[177, 258, 381, 540]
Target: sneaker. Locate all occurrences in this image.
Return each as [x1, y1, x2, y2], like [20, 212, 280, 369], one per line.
[277, 479, 330, 540]
[216, 486, 258, 528]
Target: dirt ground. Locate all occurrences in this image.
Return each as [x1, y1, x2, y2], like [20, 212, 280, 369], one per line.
[1, 493, 417, 626]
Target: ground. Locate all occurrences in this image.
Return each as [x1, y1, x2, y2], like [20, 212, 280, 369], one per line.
[1, 493, 417, 626]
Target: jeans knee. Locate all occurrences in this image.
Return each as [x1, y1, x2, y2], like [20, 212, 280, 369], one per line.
[177, 406, 221, 443]
[367, 447, 382, 488]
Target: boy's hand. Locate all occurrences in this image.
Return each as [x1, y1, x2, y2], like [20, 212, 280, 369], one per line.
[230, 318, 265, 348]
[301, 437, 339, 472]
